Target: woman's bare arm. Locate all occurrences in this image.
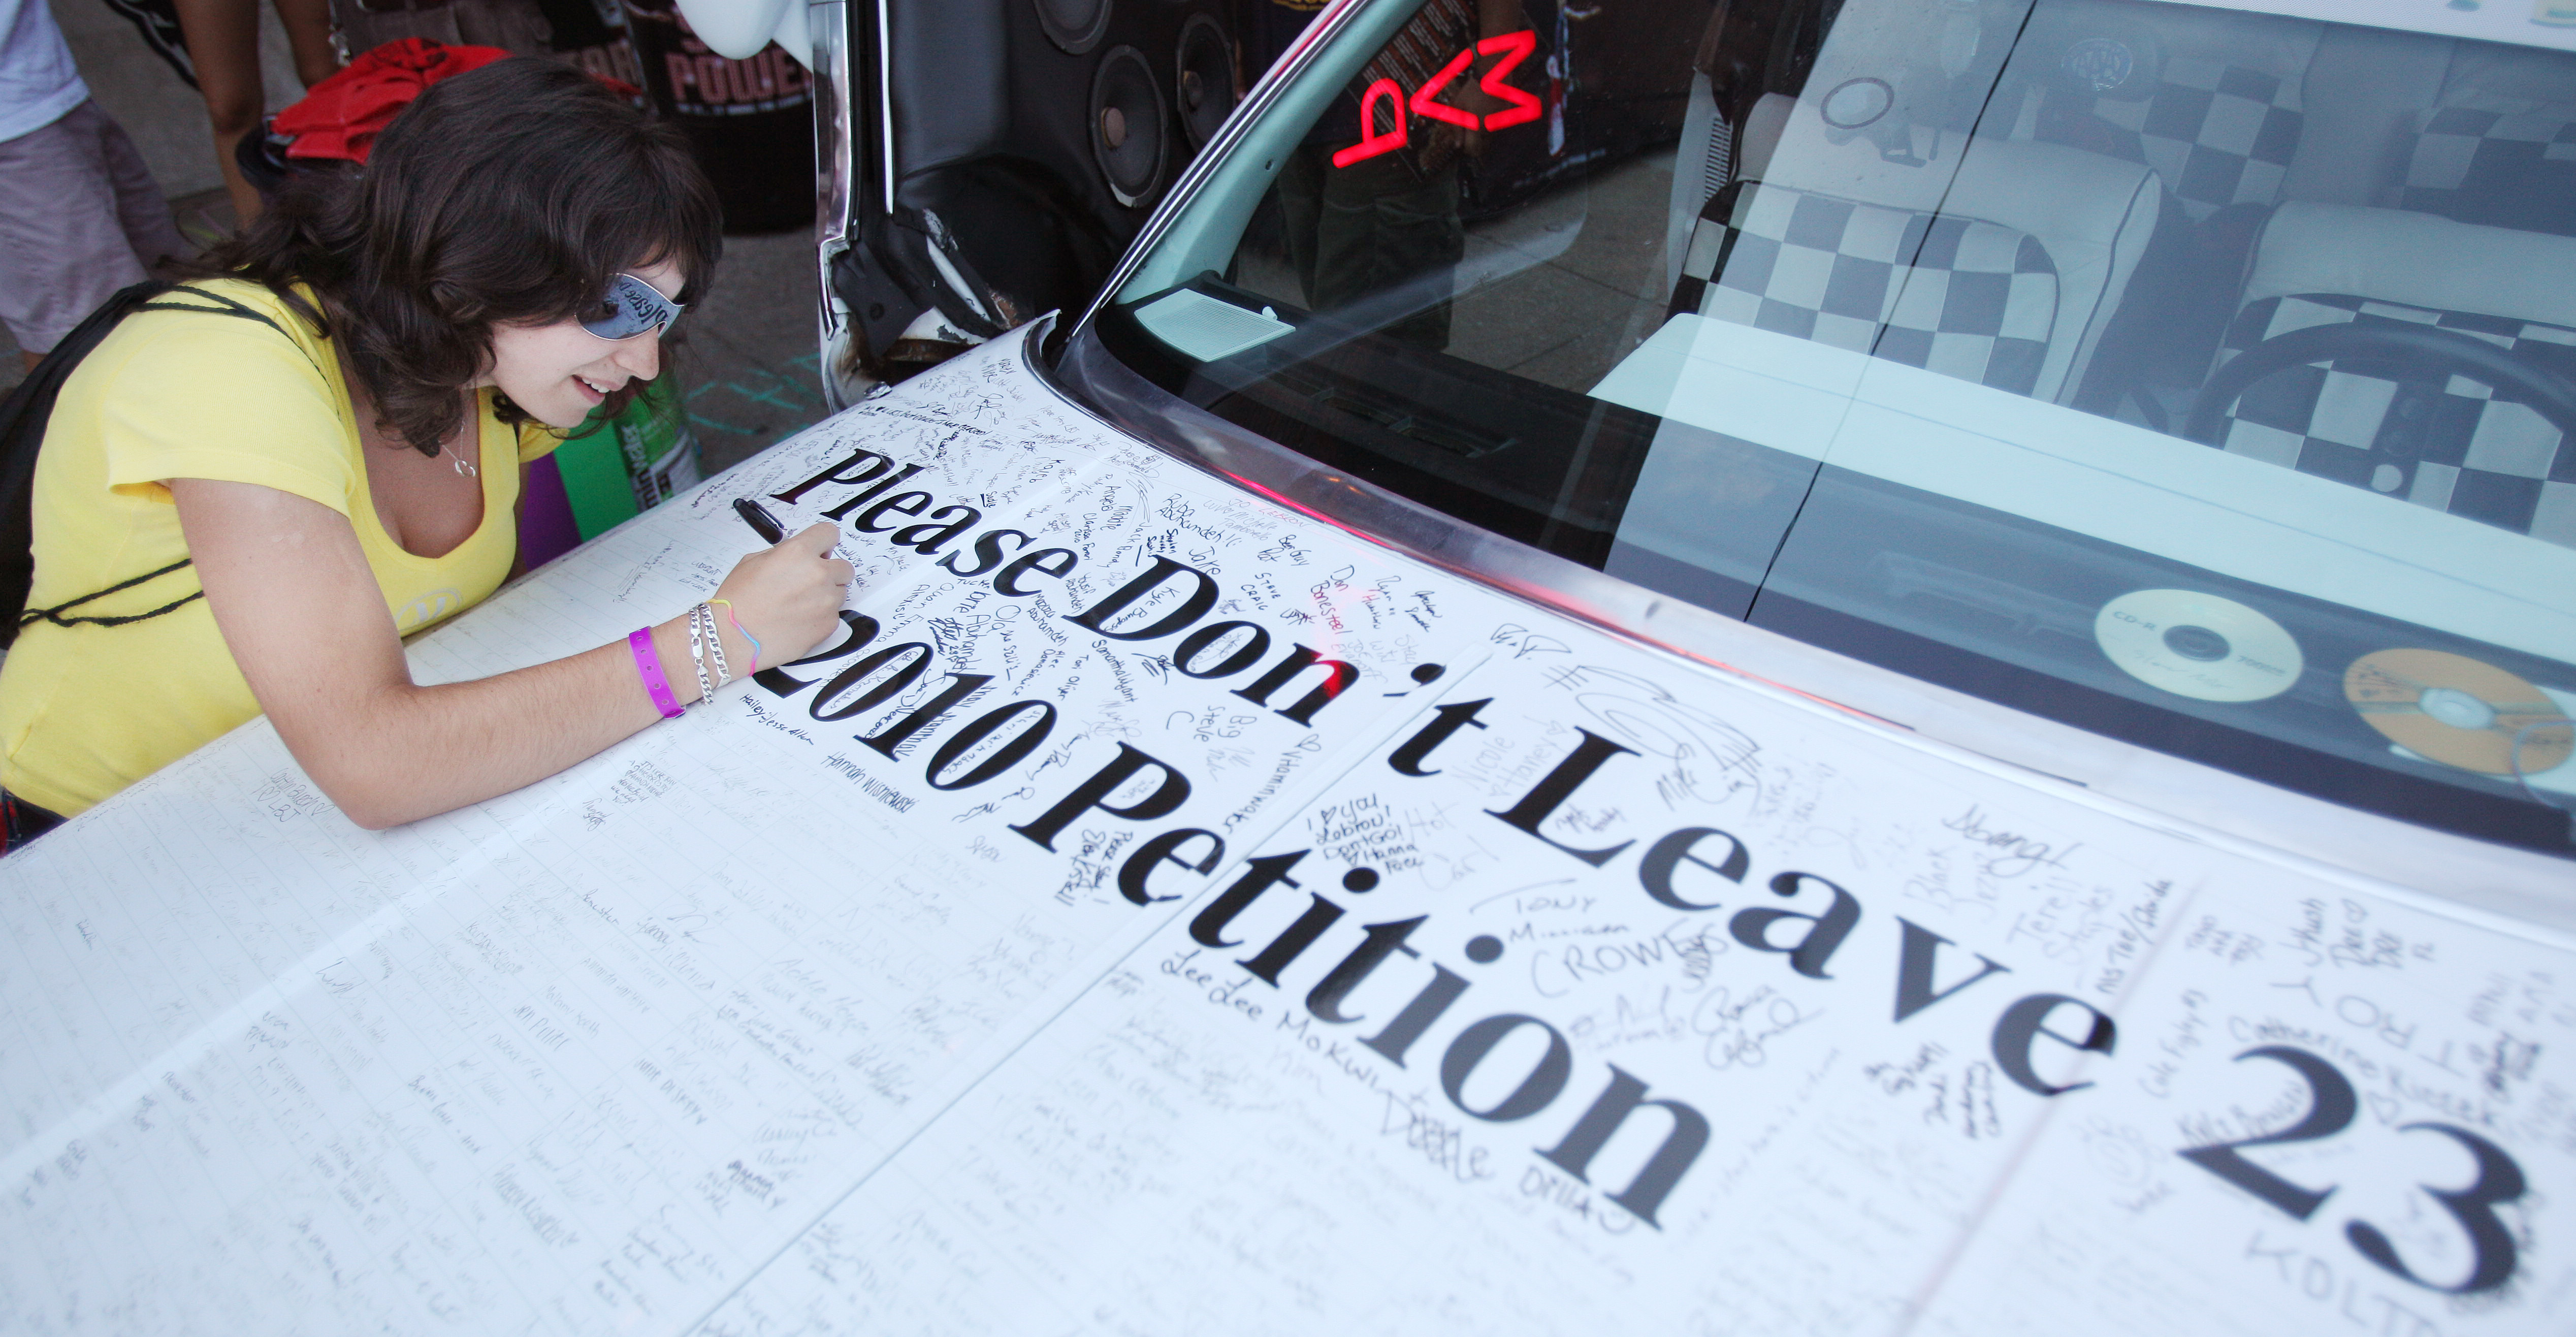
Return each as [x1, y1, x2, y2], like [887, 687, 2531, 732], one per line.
[173, 478, 852, 829]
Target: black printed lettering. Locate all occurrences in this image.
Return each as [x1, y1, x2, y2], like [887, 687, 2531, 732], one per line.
[1486, 729, 1637, 867]
[1991, 993, 2116, 1097]
[1637, 827, 1749, 912]
[1891, 918, 2010, 1023]
[992, 547, 1077, 596]
[852, 490, 933, 533]
[1009, 744, 1193, 850]
[889, 504, 982, 554]
[1536, 1065, 1709, 1229]
[1117, 828, 1225, 906]
[1233, 644, 1360, 726]
[938, 528, 1032, 579]
[1065, 556, 1220, 640]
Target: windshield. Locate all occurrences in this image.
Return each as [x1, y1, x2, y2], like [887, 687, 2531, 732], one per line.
[1087, 0, 2576, 858]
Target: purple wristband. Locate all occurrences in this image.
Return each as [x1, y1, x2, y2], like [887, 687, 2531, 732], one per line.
[628, 626, 685, 719]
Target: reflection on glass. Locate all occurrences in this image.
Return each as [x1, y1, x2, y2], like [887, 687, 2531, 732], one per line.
[1093, 0, 2576, 854]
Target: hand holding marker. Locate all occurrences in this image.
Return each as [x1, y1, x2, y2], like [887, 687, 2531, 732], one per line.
[738, 496, 860, 565]
[714, 498, 858, 677]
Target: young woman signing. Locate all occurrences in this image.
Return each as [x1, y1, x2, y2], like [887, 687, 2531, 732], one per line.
[0, 58, 854, 841]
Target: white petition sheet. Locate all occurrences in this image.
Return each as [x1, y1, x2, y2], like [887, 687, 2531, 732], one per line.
[696, 648, 2576, 1336]
[3, 331, 2571, 1335]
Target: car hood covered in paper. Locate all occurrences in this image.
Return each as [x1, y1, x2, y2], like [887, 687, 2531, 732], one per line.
[3, 329, 2571, 1334]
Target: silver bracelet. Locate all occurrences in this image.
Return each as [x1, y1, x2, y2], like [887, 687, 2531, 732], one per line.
[700, 600, 731, 688]
[685, 602, 715, 704]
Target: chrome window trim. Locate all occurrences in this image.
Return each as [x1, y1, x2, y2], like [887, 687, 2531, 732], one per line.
[795, 0, 892, 234]
[808, 0, 888, 410]
[1033, 322, 2576, 924]
[809, 0, 854, 396]
[809, 0, 854, 258]
[874, 0, 894, 214]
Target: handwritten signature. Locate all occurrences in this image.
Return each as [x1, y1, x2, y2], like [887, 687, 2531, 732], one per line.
[1942, 804, 2078, 878]
[1490, 623, 1571, 658]
[1692, 985, 1819, 1071]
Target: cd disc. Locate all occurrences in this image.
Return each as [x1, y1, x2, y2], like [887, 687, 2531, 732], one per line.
[2345, 648, 2574, 776]
[2095, 589, 2303, 703]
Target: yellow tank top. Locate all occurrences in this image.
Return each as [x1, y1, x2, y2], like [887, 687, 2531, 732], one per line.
[0, 280, 560, 816]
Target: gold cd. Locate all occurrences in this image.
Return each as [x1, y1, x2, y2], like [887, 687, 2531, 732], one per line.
[2345, 648, 2574, 776]
[2096, 589, 2303, 702]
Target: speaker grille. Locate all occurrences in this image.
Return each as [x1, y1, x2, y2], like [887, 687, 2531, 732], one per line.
[1034, 0, 1110, 54]
[1174, 13, 1233, 148]
[1089, 45, 1168, 207]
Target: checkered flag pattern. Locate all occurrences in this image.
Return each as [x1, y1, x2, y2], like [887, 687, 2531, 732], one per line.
[2401, 101, 2576, 236]
[2210, 294, 2576, 548]
[1668, 182, 2060, 398]
[2006, 57, 2304, 219]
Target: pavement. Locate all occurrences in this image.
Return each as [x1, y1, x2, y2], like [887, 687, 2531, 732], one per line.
[665, 229, 835, 475]
[3, 4, 833, 476]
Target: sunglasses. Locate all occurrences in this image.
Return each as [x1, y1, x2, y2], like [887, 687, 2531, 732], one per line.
[580, 272, 685, 340]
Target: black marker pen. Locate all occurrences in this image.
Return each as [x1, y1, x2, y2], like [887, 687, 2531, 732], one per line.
[734, 497, 787, 544]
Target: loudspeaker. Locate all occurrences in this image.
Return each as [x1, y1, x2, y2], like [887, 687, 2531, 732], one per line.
[1035, 0, 1111, 53]
[827, 0, 1242, 391]
[1090, 44, 1171, 206]
[1174, 12, 1233, 147]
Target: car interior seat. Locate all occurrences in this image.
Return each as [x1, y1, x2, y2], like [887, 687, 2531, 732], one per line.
[2395, 42, 2576, 237]
[1667, 92, 2161, 405]
[2177, 33, 2576, 551]
[1974, 1, 2337, 425]
[1994, 0, 2321, 221]
[2190, 201, 2576, 549]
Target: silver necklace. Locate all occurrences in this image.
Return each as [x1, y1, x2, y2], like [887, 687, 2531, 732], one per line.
[442, 400, 477, 477]
[442, 388, 479, 477]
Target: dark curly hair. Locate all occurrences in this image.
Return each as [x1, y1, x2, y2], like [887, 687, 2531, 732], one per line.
[208, 57, 724, 456]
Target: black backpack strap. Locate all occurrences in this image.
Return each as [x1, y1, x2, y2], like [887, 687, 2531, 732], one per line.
[134, 288, 305, 357]
[0, 281, 308, 648]
[17, 558, 205, 631]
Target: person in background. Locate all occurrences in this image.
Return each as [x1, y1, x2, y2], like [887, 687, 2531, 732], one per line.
[95, 0, 198, 90]
[1255, 0, 1525, 354]
[174, 0, 338, 224]
[0, 59, 853, 845]
[0, 0, 188, 371]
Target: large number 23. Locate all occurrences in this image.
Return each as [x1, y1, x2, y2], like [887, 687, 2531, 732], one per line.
[2178, 1045, 2526, 1295]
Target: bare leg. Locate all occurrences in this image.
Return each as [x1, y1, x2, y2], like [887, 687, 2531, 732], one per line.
[96, 111, 192, 267]
[272, 0, 340, 88]
[173, 0, 265, 226]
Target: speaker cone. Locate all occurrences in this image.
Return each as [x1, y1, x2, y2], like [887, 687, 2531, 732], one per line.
[1034, 0, 1110, 55]
[1174, 13, 1234, 147]
[1089, 45, 1168, 207]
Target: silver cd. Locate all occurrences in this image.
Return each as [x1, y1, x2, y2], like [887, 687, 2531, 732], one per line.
[2096, 589, 2303, 703]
